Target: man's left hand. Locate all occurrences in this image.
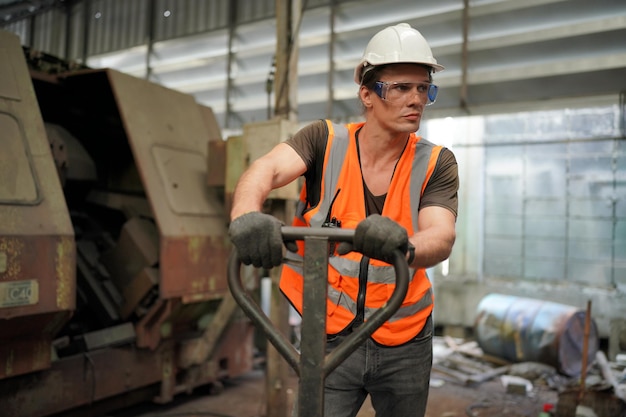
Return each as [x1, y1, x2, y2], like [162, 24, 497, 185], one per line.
[337, 214, 409, 263]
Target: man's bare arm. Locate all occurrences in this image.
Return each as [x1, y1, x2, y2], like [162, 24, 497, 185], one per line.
[230, 142, 307, 220]
[409, 206, 456, 269]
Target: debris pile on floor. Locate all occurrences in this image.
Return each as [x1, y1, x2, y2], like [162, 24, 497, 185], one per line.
[431, 336, 626, 417]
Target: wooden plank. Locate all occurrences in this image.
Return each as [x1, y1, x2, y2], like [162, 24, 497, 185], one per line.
[445, 336, 511, 366]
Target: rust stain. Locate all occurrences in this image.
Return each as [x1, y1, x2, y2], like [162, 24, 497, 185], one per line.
[189, 274, 216, 296]
[187, 236, 203, 264]
[55, 236, 75, 310]
[514, 314, 524, 360]
[0, 237, 24, 280]
[188, 236, 209, 295]
[191, 279, 203, 292]
[0, 251, 6, 273]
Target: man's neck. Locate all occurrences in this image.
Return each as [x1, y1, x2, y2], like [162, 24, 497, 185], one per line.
[358, 124, 409, 166]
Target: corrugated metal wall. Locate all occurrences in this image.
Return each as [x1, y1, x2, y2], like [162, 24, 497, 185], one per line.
[86, 0, 146, 53]
[1, 0, 278, 60]
[4, 0, 626, 130]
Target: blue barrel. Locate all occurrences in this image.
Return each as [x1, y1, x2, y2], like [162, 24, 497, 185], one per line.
[474, 294, 599, 376]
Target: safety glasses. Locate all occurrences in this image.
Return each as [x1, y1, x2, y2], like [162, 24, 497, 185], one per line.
[374, 81, 439, 105]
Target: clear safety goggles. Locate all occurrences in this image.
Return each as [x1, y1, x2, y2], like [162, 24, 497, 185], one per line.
[374, 81, 439, 105]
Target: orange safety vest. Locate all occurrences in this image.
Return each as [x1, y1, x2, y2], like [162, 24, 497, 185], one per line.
[280, 120, 443, 346]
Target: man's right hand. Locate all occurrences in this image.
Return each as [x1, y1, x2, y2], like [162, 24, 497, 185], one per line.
[229, 211, 287, 269]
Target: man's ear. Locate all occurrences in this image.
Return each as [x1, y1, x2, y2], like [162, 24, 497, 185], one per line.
[359, 85, 374, 108]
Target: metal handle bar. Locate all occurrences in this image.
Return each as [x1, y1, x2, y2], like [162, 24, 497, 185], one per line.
[227, 226, 409, 417]
[281, 226, 355, 242]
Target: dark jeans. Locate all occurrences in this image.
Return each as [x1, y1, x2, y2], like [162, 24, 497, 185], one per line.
[323, 316, 433, 417]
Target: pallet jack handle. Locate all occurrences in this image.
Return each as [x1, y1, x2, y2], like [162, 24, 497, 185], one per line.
[228, 226, 410, 417]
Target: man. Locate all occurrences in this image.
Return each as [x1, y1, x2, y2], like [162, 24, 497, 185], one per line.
[229, 23, 458, 417]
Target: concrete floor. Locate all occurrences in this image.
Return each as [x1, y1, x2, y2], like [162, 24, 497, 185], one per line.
[108, 367, 558, 417]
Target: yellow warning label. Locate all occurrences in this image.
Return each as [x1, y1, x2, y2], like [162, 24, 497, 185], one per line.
[0, 280, 38, 308]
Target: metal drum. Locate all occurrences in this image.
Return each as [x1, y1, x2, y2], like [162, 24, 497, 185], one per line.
[474, 293, 599, 376]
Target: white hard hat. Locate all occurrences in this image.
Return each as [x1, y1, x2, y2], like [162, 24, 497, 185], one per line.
[354, 23, 444, 84]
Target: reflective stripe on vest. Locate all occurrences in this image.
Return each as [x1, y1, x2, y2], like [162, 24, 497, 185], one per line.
[308, 123, 350, 228]
[328, 285, 434, 323]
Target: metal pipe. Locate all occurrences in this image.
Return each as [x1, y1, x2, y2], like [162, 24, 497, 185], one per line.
[298, 235, 329, 417]
[228, 251, 301, 374]
[578, 300, 592, 402]
[459, 0, 470, 113]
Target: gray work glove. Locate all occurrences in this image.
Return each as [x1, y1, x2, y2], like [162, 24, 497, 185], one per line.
[229, 212, 296, 269]
[337, 214, 411, 264]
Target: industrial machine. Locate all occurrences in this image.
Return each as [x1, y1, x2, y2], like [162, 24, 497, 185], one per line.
[0, 29, 254, 417]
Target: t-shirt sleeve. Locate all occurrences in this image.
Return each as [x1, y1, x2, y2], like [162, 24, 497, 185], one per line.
[419, 148, 459, 218]
[284, 119, 328, 172]
[284, 120, 329, 207]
